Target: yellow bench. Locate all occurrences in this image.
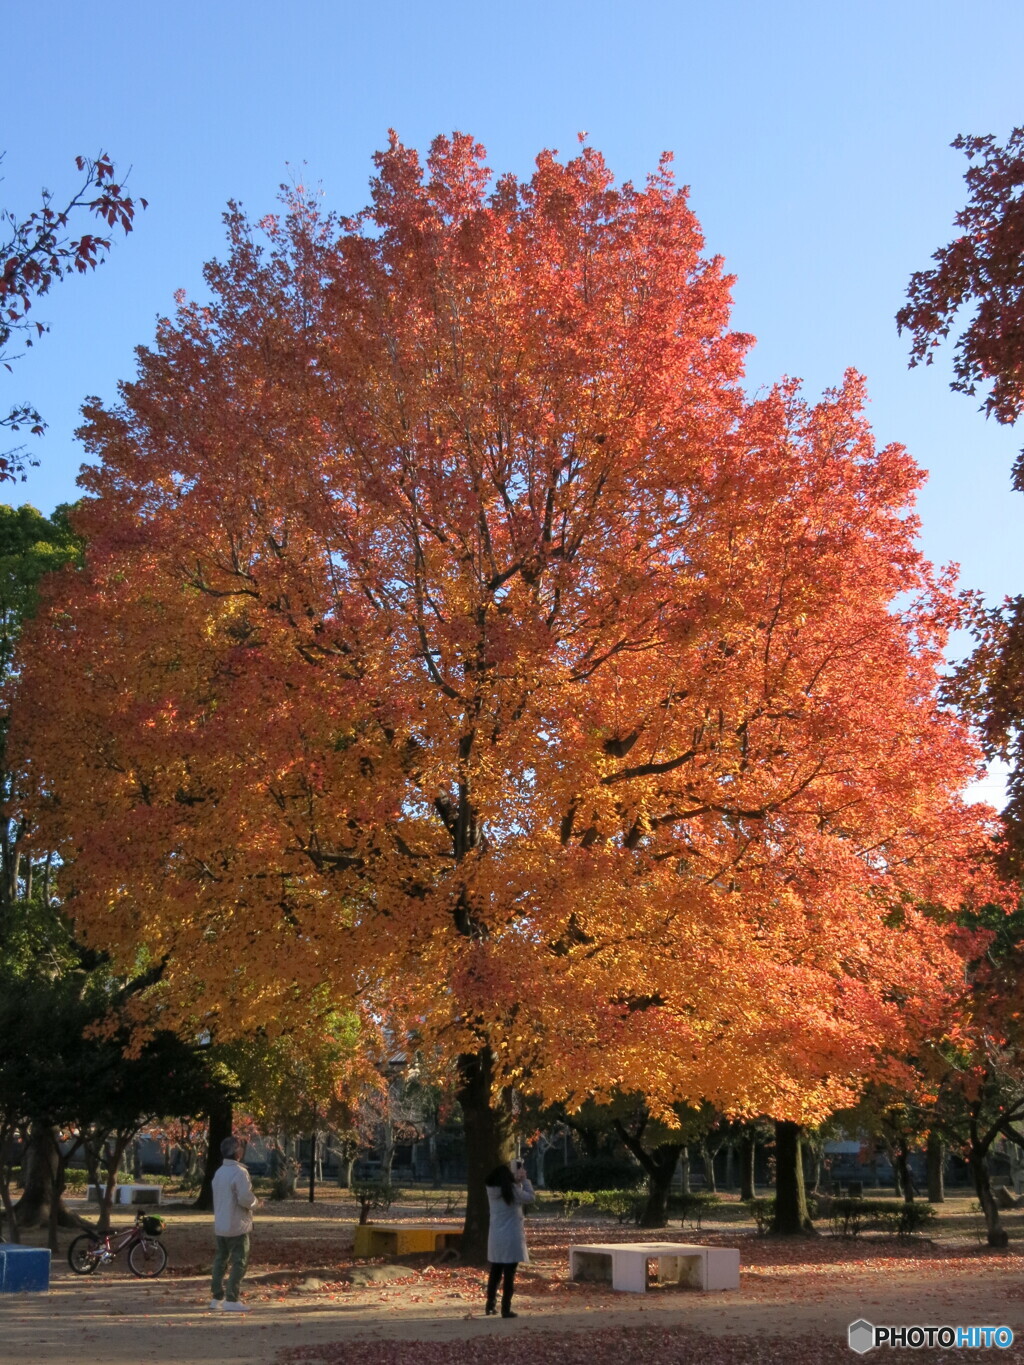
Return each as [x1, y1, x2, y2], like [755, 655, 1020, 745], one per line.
[352, 1223, 464, 1257]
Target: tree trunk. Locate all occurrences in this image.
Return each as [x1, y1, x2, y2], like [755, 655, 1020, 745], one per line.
[13, 1124, 62, 1233]
[702, 1142, 719, 1194]
[638, 1144, 683, 1227]
[427, 1131, 442, 1188]
[0, 1178, 18, 1241]
[612, 1118, 684, 1230]
[808, 1147, 822, 1195]
[97, 1135, 130, 1233]
[770, 1120, 815, 1235]
[740, 1134, 756, 1202]
[308, 1129, 317, 1204]
[381, 1119, 396, 1179]
[456, 1046, 514, 1265]
[41, 851, 52, 909]
[277, 1133, 299, 1197]
[194, 1090, 233, 1212]
[678, 1145, 691, 1195]
[969, 1144, 1008, 1248]
[531, 1134, 551, 1190]
[0, 1125, 20, 1242]
[895, 1143, 914, 1204]
[83, 1138, 102, 1190]
[926, 1131, 945, 1203]
[45, 1129, 65, 1253]
[564, 1120, 601, 1159]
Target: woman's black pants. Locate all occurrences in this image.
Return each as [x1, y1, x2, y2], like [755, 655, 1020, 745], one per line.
[486, 1261, 517, 1314]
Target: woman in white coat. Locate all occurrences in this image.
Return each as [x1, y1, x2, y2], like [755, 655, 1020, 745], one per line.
[484, 1160, 534, 1318]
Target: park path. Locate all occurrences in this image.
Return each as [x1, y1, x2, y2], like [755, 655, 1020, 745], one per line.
[2, 1260, 1022, 1365]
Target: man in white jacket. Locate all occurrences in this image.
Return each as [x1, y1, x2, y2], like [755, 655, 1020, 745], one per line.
[209, 1136, 259, 1312]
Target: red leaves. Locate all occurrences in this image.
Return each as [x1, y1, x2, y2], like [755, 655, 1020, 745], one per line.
[898, 126, 1024, 490]
[277, 1324, 993, 1365]
[0, 150, 144, 479]
[0, 152, 143, 312]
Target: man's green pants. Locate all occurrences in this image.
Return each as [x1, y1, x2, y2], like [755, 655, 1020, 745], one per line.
[211, 1233, 250, 1302]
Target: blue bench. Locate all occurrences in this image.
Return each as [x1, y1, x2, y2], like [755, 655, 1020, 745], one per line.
[0, 1245, 51, 1292]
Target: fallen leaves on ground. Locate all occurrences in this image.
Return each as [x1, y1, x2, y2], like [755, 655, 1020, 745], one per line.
[277, 1326, 1002, 1365]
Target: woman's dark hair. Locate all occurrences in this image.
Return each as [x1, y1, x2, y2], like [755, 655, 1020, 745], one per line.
[485, 1163, 515, 1205]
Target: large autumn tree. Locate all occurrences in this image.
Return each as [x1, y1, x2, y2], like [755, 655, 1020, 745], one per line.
[12, 135, 998, 1258]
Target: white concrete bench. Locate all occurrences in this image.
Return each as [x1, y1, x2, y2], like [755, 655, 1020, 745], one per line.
[569, 1241, 740, 1293]
[87, 1182, 162, 1204]
[115, 1184, 162, 1205]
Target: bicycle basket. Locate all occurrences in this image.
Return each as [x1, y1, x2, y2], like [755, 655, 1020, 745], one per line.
[141, 1215, 166, 1235]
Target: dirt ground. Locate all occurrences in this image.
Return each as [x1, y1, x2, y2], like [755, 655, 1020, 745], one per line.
[2, 1192, 1023, 1364]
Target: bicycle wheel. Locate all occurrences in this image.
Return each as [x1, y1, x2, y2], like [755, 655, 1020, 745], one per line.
[68, 1234, 102, 1274]
[128, 1237, 167, 1277]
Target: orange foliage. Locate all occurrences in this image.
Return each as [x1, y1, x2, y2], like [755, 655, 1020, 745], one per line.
[11, 135, 1002, 1123]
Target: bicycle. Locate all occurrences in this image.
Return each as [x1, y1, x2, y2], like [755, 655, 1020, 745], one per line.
[67, 1212, 168, 1278]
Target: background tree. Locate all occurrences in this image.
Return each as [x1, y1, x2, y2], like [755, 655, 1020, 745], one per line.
[612, 1099, 712, 1228]
[229, 1003, 367, 1200]
[0, 503, 85, 1237]
[953, 600, 1024, 876]
[1, 154, 144, 478]
[398, 1059, 461, 1190]
[0, 502, 217, 1240]
[899, 128, 1024, 869]
[735, 1118, 772, 1202]
[0, 968, 213, 1247]
[79, 1027, 216, 1232]
[12, 135, 1000, 1261]
[148, 1115, 209, 1188]
[924, 901, 1024, 1247]
[898, 128, 1024, 492]
[839, 1083, 931, 1203]
[0, 504, 81, 946]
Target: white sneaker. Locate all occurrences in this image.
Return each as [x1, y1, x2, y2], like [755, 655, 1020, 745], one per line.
[208, 1299, 224, 1311]
[222, 1301, 248, 1312]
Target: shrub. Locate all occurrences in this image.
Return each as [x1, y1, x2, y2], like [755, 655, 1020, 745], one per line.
[351, 1179, 395, 1225]
[255, 1167, 298, 1201]
[546, 1158, 643, 1192]
[559, 1190, 596, 1218]
[828, 1197, 936, 1239]
[667, 1191, 721, 1229]
[593, 1189, 644, 1223]
[257, 1157, 298, 1201]
[745, 1197, 776, 1234]
[420, 1189, 461, 1217]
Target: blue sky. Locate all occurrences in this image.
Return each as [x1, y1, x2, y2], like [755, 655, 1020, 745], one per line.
[6, 0, 1023, 801]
